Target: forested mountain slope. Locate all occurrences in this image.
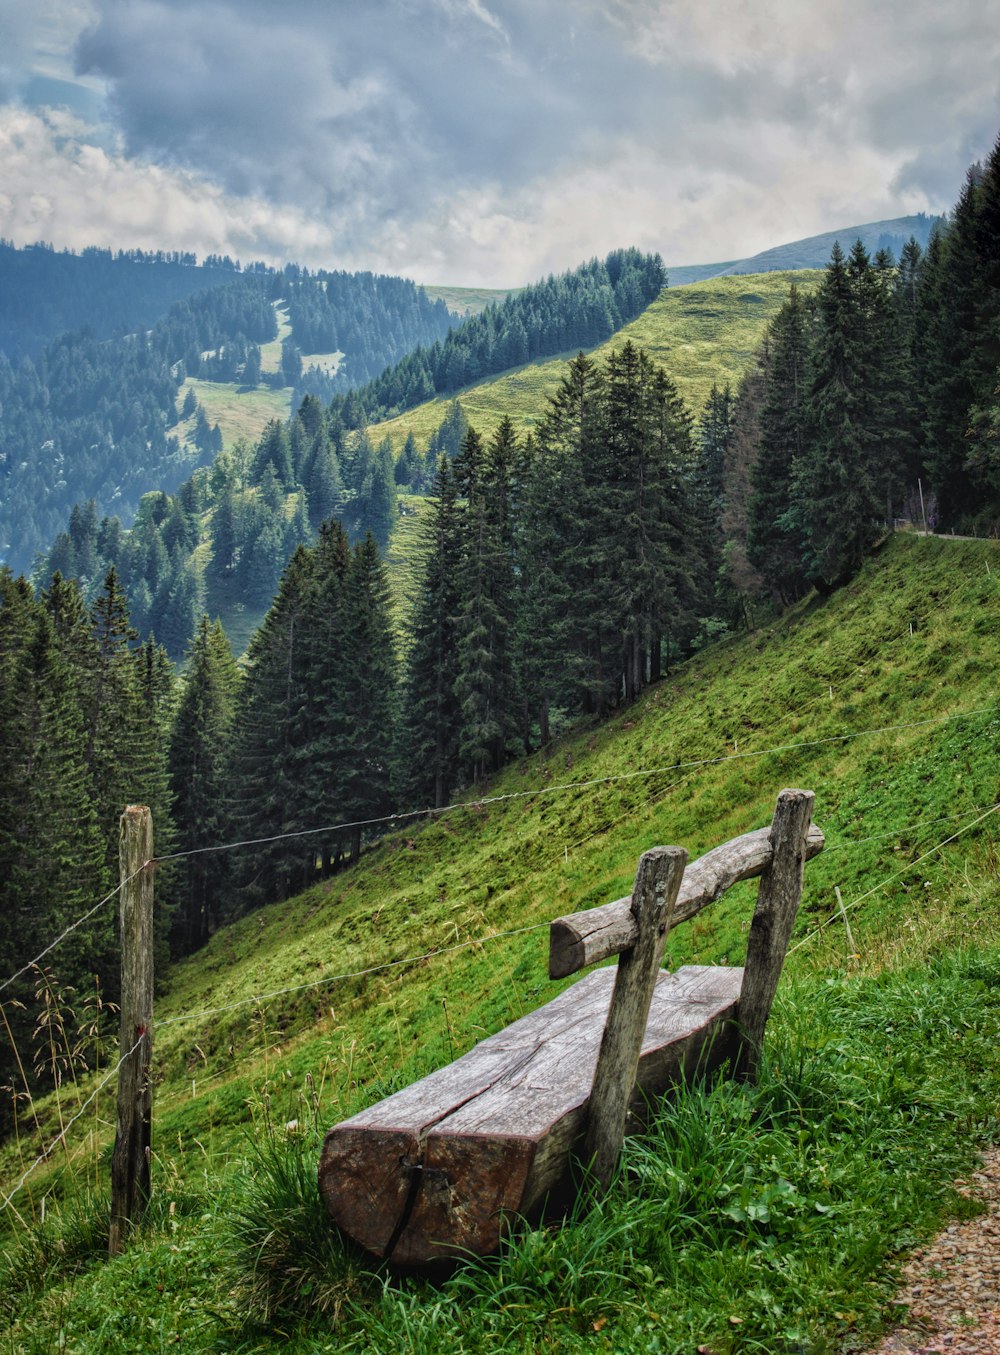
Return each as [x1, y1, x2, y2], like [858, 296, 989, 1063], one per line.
[0, 262, 452, 574]
[370, 269, 821, 453]
[30, 269, 807, 660]
[2, 534, 999, 1353]
[0, 241, 225, 359]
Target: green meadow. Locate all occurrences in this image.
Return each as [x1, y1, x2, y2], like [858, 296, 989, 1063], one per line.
[3, 534, 1000, 1352]
[372, 271, 823, 453]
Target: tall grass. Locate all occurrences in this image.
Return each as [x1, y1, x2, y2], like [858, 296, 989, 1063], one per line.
[201, 948, 1000, 1354]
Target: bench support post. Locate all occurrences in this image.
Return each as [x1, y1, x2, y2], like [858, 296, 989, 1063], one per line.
[584, 845, 686, 1191]
[735, 788, 814, 1083]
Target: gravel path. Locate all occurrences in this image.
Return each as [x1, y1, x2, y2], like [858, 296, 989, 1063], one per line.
[867, 1148, 1000, 1355]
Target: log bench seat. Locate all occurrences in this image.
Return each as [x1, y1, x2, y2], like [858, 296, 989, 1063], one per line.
[319, 789, 823, 1266]
[319, 964, 743, 1265]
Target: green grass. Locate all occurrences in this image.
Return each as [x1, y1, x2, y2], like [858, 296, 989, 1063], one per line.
[372, 271, 822, 454]
[181, 377, 292, 448]
[178, 301, 339, 457]
[423, 284, 519, 316]
[258, 301, 293, 375]
[384, 493, 434, 652]
[3, 534, 1000, 1351]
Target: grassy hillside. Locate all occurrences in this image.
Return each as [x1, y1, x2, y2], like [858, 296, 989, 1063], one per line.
[383, 493, 434, 650]
[371, 270, 822, 453]
[2, 535, 1000, 1351]
[172, 271, 813, 658]
[423, 284, 518, 316]
[176, 302, 344, 451]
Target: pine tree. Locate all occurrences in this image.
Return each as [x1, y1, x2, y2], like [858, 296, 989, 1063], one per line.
[453, 419, 520, 780]
[527, 351, 613, 718]
[719, 358, 768, 628]
[397, 459, 463, 806]
[84, 568, 151, 875]
[367, 438, 398, 551]
[747, 285, 812, 603]
[293, 519, 351, 871]
[228, 547, 313, 907]
[0, 590, 107, 1116]
[791, 244, 883, 588]
[169, 617, 240, 951]
[335, 536, 398, 861]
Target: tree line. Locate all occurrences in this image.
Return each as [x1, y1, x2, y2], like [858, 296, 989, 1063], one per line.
[317, 248, 666, 424]
[718, 131, 1000, 609]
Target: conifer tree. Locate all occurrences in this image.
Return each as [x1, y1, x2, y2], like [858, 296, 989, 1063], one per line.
[292, 519, 351, 870]
[228, 547, 313, 906]
[398, 458, 463, 806]
[719, 359, 768, 627]
[453, 419, 520, 779]
[335, 536, 398, 862]
[747, 285, 812, 603]
[530, 351, 614, 715]
[169, 617, 240, 952]
[790, 244, 883, 588]
[0, 590, 107, 1111]
[84, 567, 153, 873]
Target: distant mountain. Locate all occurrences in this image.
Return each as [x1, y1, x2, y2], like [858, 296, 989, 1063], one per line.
[0, 248, 453, 574]
[666, 214, 945, 286]
[0, 242, 239, 359]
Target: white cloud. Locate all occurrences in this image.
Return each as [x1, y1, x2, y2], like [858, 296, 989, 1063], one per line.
[0, 105, 331, 264]
[1, 0, 998, 285]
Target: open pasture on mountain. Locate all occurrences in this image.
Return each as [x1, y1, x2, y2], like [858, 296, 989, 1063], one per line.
[372, 270, 822, 454]
[3, 534, 1000, 1353]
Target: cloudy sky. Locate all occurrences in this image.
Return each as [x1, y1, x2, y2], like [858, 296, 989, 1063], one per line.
[0, 0, 998, 286]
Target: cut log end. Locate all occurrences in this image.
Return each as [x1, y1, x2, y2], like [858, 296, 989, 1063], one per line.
[318, 966, 742, 1265]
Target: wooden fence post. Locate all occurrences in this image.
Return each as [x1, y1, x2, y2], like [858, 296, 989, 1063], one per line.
[584, 845, 686, 1191]
[109, 805, 154, 1258]
[735, 788, 814, 1083]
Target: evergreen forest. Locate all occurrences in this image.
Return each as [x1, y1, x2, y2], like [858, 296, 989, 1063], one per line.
[0, 251, 452, 575]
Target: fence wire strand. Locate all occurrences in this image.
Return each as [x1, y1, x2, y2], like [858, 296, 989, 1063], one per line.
[0, 1036, 143, 1218]
[0, 866, 148, 996]
[2, 702, 993, 996]
[789, 800, 1000, 956]
[158, 921, 550, 1027]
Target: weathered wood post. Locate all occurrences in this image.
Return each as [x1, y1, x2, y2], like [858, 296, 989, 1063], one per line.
[109, 805, 154, 1258]
[584, 845, 687, 1191]
[734, 788, 814, 1083]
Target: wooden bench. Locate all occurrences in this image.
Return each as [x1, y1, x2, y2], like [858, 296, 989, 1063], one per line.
[318, 788, 823, 1266]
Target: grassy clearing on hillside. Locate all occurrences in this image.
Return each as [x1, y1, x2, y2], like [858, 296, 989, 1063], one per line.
[182, 377, 292, 447]
[423, 284, 518, 316]
[258, 301, 293, 374]
[383, 494, 433, 651]
[3, 535, 1000, 1352]
[372, 271, 823, 454]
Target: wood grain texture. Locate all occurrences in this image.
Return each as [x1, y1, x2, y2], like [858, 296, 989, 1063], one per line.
[109, 805, 154, 1258]
[584, 846, 685, 1190]
[734, 788, 815, 1083]
[550, 822, 824, 979]
[318, 964, 742, 1265]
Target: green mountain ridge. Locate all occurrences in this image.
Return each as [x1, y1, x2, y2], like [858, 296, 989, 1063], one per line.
[370, 269, 821, 455]
[3, 534, 1000, 1351]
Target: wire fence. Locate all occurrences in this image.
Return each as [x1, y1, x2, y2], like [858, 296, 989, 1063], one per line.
[0, 1037, 142, 1222]
[2, 699, 999, 1216]
[2, 700, 995, 996]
